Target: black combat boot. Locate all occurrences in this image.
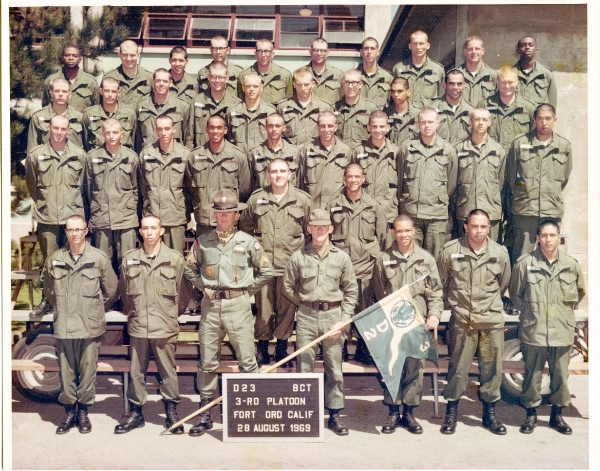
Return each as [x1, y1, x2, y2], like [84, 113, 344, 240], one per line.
[56, 404, 78, 435]
[274, 339, 292, 368]
[482, 401, 507, 435]
[189, 398, 214, 437]
[164, 400, 184, 435]
[520, 407, 537, 434]
[440, 400, 459, 435]
[401, 404, 423, 434]
[77, 403, 92, 434]
[256, 340, 271, 365]
[30, 296, 53, 319]
[114, 403, 145, 434]
[341, 340, 349, 362]
[549, 405, 572, 435]
[354, 338, 374, 365]
[327, 409, 349, 436]
[381, 405, 400, 434]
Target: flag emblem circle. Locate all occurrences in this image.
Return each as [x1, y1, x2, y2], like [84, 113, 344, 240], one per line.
[390, 300, 415, 328]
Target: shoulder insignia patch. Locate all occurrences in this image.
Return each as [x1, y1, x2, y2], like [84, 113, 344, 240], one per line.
[205, 266, 213, 276]
[254, 241, 262, 250]
[260, 255, 270, 267]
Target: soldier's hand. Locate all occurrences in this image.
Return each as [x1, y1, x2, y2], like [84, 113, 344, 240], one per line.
[425, 315, 440, 331]
[204, 288, 215, 302]
[328, 321, 346, 340]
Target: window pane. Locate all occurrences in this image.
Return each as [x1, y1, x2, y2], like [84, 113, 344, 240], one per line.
[324, 5, 364, 17]
[148, 18, 186, 39]
[281, 17, 319, 33]
[280, 33, 315, 48]
[147, 6, 188, 14]
[190, 18, 231, 40]
[280, 5, 316, 16]
[191, 6, 232, 15]
[235, 18, 276, 30]
[323, 31, 363, 44]
[236, 6, 276, 15]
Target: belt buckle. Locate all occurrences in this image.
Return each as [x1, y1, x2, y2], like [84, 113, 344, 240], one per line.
[317, 302, 325, 311]
[219, 291, 227, 299]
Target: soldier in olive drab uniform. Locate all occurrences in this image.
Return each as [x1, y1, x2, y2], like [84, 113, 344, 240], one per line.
[240, 158, 312, 366]
[437, 209, 511, 436]
[352, 110, 400, 249]
[357, 37, 393, 109]
[476, 66, 535, 154]
[238, 39, 293, 105]
[135, 68, 194, 153]
[282, 209, 358, 436]
[115, 215, 191, 435]
[392, 30, 445, 109]
[26, 115, 87, 319]
[43, 215, 118, 435]
[186, 114, 251, 235]
[138, 115, 191, 254]
[301, 38, 345, 106]
[504, 104, 571, 265]
[192, 62, 241, 148]
[28, 78, 83, 154]
[184, 189, 274, 437]
[226, 73, 276, 153]
[197, 35, 243, 95]
[430, 70, 474, 146]
[298, 111, 353, 209]
[509, 220, 585, 435]
[514, 36, 557, 109]
[384, 77, 419, 147]
[453, 108, 506, 241]
[84, 118, 139, 273]
[333, 69, 379, 149]
[248, 113, 301, 191]
[102, 40, 152, 107]
[457, 36, 497, 107]
[276, 68, 332, 148]
[372, 214, 443, 435]
[168, 46, 198, 105]
[398, 108, 458, 258]
[43, 45, 99, 113]
[326, 163, 387, 364]
[82, 77, 137, 151]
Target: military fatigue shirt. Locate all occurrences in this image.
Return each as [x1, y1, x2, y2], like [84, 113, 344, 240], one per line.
[303, 61, 345, 106]
[283, 242, 358, 321]
[454, 135, 506, 222]
[476, 92, 535, 153]
[135, 94, 194, 152]
[184, 229, 274, 296]
[333, 95, 379, 149]
[326, 190, 388, 278]
[248, 140, 301, 191]
[192, 89, 241, 148]
[352, 138, 400, 223]
[43, 67, 99, 112]
[84, 145, 139, 230]
[198, 60, 244, 94]
[239, 185, 312, 275]
[27, 105, 83, 154]
[456, 62, 497, 107]
[277, 96, 332, 147]
[81, 103, 137, 151]
[138, 141, 191, 227]
[509, 247, 585, 346]
[430, 96, 474, 145]
[372, 244, 444, 319]
[26, 140, 86, 225]
[44, 242, 118, 339]
[358, 64, 394, 109]
[186, 140, 251, 226]
[238, 62, 293, 105]
[514, 60, 557, 108]
[120, 243, 186, 338]
[437, 236, 511, 328]
[170, 70, 198, 105]
[505, 131, 572, 218]
[226, 100, 276, 153]
[383, 103, 419, 147]
[103, 65, 153, 107]
[298, 137, 352, 209]
[398, 137, 458, 220]
[392, 57, 445, 108]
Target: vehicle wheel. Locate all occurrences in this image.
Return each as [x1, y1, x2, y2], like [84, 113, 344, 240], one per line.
[12, 334, 60, 402]
[500, 338, 550, 404]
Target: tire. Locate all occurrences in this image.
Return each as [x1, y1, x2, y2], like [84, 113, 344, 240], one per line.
[12, 334, 61, 403]
[500, 338, 551, 404]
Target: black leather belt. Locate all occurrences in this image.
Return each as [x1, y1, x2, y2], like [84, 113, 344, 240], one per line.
[301, 301, 341, 311]
[213, 289, 247, 299]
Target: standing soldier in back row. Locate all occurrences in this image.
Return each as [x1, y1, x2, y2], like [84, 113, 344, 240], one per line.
[357, 37, 393, 109]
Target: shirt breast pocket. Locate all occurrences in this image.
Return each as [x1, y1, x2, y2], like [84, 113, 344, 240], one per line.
[126, 265, 143, 296]
[158, 266, 178, 298]
[81, 268, 101, 298]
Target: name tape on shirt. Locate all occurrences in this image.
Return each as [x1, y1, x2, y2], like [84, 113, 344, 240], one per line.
[520, 144, 533, 150]
[52, 261, 66, 267]
[527, 266, 541, 272]
[330, 206, 342, 213]
[451, 253, 464, 259]
[127, 259, 141, 265]
[457, 151, 469, 157]
[383, 260, 397, 266]
[257, 199, 269, 205]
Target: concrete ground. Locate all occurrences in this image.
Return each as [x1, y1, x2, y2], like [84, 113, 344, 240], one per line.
[10, 373, 589, 470]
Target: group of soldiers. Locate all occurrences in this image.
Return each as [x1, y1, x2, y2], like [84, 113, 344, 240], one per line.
[24, 30, 584, 438]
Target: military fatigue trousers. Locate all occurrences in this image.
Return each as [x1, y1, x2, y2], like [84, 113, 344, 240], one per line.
[520, 343, 571, 408]
[37, 223, 66, 261]
[507, 215, 562, 265]
[128, 335, 181, 406]
[254, 276, 296, 341]
[93, 227, 138, 273]
[162, 225, 186, 255]
[381, 358, 425, 406]
[56, 337, 101, 406]
[413, 218, 447, 258]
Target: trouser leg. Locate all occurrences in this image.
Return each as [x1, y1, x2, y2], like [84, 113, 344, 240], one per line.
[56, 338, 77, 405]
[128, 336, 151, 406]
[443, 320, 477, 401]
[321, 308, 345, 410]
[222, 296, 259, 374]
[37, 223, 66, 262]
[547, 345, 572, 407]
[296, 305, 317, 375]
[476, 327, 504, 403]
[382, 357, 424, 406]
[151, 334, 181, 404]
[422, 219, 447, 259]
[197, 306, 222, 399]
[162, 225, 186, 255]
[272, 276, 296, 340]
[254, 278, 275, 341]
